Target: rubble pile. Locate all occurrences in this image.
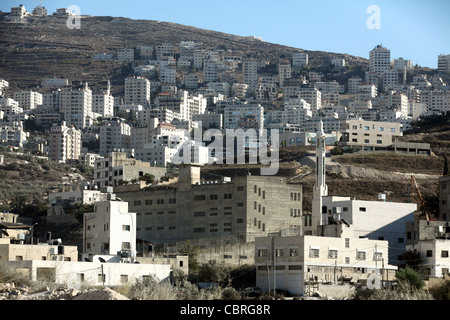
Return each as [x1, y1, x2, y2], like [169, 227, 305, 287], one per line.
[0, 282, 129, 300]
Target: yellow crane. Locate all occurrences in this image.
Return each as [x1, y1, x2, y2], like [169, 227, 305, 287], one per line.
[411, 175, 430, 221]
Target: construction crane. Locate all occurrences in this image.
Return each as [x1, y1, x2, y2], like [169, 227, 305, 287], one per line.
[411, 175, 430, 221]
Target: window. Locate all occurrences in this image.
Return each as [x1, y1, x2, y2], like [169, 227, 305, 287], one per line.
[193, 228, 205, 233]
[122, 225, 131, 231]
[345, 238, 350, 248]
[309, 248, 320, 258]
[237, 186, 244, 191]
[194, 195, 206, 201]
[398, 238, 404, 244]
[328, 249, 338, 259]
[345, 257, 350, 264]
[224, 193, 232, 199]
[427, 250, 433, 257]
[157, 199, 164, 205]
[275, 249, 284, 257]
[194, 211, 205, 217]
[98, 274, 106, 283]
[374, 252, 383, 261]
[356, 251, 366, 260]
[441, 251, 448, 258]
[122, 242, 131, 250]
[210, 194, 218, 200]
[364, 126, 370, 130]
[133, 200, 141, 206]
[359, 207, 366, 212]
[258, 249, 268, 257]
[390, 128, 396, 132]
[78, 273, 85, 282]
[145, 200, 152, 205]
[289, 265, 302, 270]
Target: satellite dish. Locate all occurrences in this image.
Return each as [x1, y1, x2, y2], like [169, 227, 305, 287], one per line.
[98, 257, 106, 262]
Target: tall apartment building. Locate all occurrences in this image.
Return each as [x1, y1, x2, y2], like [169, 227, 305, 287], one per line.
[48, 121, 82, 163]
[223, 104, 264, 131]
[204, 61, 218, 83]
[0, 121, 28, 148]
[117, 48, 135, 62]
[13, 90, 42, 111]
[297, 86, 322, 111]
[99, 119, 131, 156]
[292, 52, 308, 68]
[92, 81, 114, 117]
[393, 58, 413, 71]
[369, 45, 391, 75]
[155, 43, 174, 61]
[382, 69, 399, 92]
[278, 58, 292, 88]
[116, 165, 303, 249]
[60, 83, 93, 129]
[348, 77, 363, 94]
[265, 98, 312, 128]
[438, 54, 450, 72]
[242, 60, 258, 91]
[124, 76, 151, 107]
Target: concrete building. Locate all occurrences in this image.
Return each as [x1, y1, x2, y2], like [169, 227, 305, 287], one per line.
[48, 121, 82, 163]
[223, 103, 264, 131]
[331, 57, 346, 68]
[115, 165, 303, 252]
[438, 54, 450, 72]
[297, 86, 322, 111]
[155, 43, 174, 61]
[255, 223, 396, 296]
[265, 98, 312, 128]
[93, 151, 166, 188]
[278, 58, 292, 88]
[60, 83, 93, 129]
[92, 81, 114, 117]
[293, 52, 308, 68]
[124, 76, 151, 107]
[393, 58, 413, 71]
[41, 77, 69, 87]
[13, 90, 42, 111]
[0, 121, 28, 148]
[243, 60, 258, 91]
[348, 77, 363, 94]
[99, 119, 131, 156]
[440, 176, 450, 222]
[338, 119, 403, 151]
[406, 220, 450, 279]
[204, 61, 218, 83]
[117, 48, 134, 62]
[369, 45, 391, 76]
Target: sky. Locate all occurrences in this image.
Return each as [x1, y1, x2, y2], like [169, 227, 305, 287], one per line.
[1, 0, 449, 68]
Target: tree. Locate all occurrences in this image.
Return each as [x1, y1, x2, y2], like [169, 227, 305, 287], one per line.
[395, 266, 425, 290]
[179, 240, 200, 276]
[139, 173, 155, 185]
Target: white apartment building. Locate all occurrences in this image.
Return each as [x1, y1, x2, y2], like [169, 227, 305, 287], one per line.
[278, 58, 292, 88]
[297, 87, 322, 111]
[224, 104, 264, 131]
[369, 45, 391, 75]
[117, 48, 134, 62]
[193, 50, 205, 69]
[255, 224, 397, 296]
[232, 83, 249, 99]
[355, 84, 378, 100]
[382, 69, 399, 92]
[83, 196, 137, 258]
[331, 57, 346, 68]
[92, 81, 114, 117]
[438, 54, 450, 72]
[204, 61, 218, 83]
[124, 76, 151, 107]
[159, 67, 177, 86]
[137, 45, 154, 59]
[94, 52, 114, 60]
[408, 102, 427, 120]
[427, 91, 450, 113]
[338, 119, 403, 150]
[243, 60, 258, 90]
[10, 5, 27, 18]
[99, 120, 131, 156]
[41, 77, 69, 88]
[48, 121, 82, 163]
[13, 90, 42, 111]
[0, 78, 9, 96]
[0, 98, 22, 116]
[60, 83, 93, 129]
[0, 121, 28, 148]
[192, 112, 223, 130]
[348, 77, 363, 94]
[293, 52, 308, 68]
[207, 82, 230, 97]
[393, 58, 413, 71]
[155, 43, 174, 61]
[265, 98, 312, 128]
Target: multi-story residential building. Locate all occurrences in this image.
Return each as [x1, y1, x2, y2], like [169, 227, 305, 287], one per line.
[255, 223, 397, 296]
[99, 119, 131, 156]
[0, 121, 28, 148]
[393, 58, 413, 71]
[0, 78, 9, 96]
[255, 83, 276, 101]
[116, 164, 303, 250]
[193, 49, 205, 69]
[184, 74, 199, 90]
[159, 67, 177, 86]
[92, 81, 114, 117]
[232, 83, 249, 99]
[348, 77, 363, 94]
[338, 119, 403, 151]
[278, 58, 292, 88]
[0, 98, 22, 117]
[124, 76, 151, 107]
[48, 121, 82, 163]
[93, 151, 167, 188]
[369, 44, 391, 75]
[13, 90, 42, 111]
[297, 86, 322, 111]
[405, 219, 450, 279]
[192, 112, 223, 130]
[292, 52, 308, 68]
[427, 90, 450, 113]
[207, 82, 230, 97]
[438, 54, 450, 72]
[265, 98, 312, 128]
[331, 57, 346, 68]
[137, 45, 154, 59]
[204, 61, 218, 83]
[223, 103, 264, 131]
[117, 48, 135, 62]
[243, 60, 258, 91]
[60, 83, 93, 129]
[155, 43, 174, 61]
[382, 69, 399, 92]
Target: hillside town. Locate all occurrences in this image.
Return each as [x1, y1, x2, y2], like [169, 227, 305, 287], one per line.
[0, 3, 450, 301]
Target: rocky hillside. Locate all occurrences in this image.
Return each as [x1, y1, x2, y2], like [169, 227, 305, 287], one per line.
[0, 14, 369, 92]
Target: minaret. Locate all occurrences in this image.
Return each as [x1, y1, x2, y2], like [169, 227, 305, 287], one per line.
[311, 120, 328, 235]
[106, 80, 111, 95]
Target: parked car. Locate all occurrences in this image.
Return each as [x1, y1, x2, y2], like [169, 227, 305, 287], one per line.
[242, 286, 261, 298]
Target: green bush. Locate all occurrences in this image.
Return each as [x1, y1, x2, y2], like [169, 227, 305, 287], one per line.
[395, 266, 425, 290]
